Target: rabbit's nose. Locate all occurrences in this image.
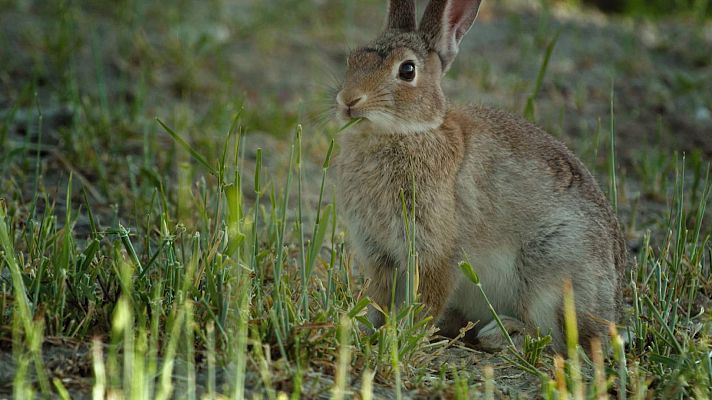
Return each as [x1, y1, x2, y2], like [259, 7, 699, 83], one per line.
[337, 91, 367, 108]
[346, 96, 365, 107]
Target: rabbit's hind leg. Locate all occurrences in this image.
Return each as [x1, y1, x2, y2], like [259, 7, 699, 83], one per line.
[475, 315, 527, 352]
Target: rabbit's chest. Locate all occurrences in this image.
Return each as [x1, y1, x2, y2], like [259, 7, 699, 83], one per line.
[335, 135, 458, 266]
[337, 149, 423, 239]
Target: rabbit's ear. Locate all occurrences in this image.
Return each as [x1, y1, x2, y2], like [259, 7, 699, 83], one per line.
[385, 0, 417, 32]
[419, 0, 482, 73]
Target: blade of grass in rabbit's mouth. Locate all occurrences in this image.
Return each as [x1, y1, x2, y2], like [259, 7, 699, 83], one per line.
[335, 117, 363, 134]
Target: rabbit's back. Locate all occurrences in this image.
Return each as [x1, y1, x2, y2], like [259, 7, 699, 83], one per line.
[451, 105, 624, 276]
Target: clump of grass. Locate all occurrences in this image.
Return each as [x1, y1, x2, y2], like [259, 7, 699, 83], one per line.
[3, 55, 711, 400]
[2, 105, 448, 398]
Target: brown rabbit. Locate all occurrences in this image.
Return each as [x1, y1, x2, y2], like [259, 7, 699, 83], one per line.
[333, 0, 626, 353]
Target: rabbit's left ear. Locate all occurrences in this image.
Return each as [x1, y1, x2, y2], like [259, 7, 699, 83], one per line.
[385, 0, 417, 32]
[419, 0, 482, 73]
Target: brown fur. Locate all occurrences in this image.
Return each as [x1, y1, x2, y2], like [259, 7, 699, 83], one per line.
[334, 0, 626, 354]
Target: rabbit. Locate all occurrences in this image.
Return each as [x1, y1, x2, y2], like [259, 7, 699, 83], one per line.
[333, 0, 626, 354]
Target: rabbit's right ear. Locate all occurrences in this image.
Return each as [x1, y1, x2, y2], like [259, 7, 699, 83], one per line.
[385, 0, 417, 32]
[419, 0, 482, 73]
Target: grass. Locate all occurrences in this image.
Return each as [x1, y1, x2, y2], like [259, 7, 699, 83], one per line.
[1, 0, 711, 398]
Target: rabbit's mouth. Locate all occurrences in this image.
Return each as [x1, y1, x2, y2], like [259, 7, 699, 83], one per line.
[341, 106, 365, 120]
[339, 106, 389, 126]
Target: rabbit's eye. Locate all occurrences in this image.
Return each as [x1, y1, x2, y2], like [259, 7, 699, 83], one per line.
[398, 61, 416, 81]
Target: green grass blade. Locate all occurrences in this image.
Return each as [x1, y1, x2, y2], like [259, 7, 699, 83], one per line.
[157, 118, 217, 177]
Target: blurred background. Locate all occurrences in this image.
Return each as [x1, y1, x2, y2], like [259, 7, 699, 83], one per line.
[584, 0, 712, 15]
